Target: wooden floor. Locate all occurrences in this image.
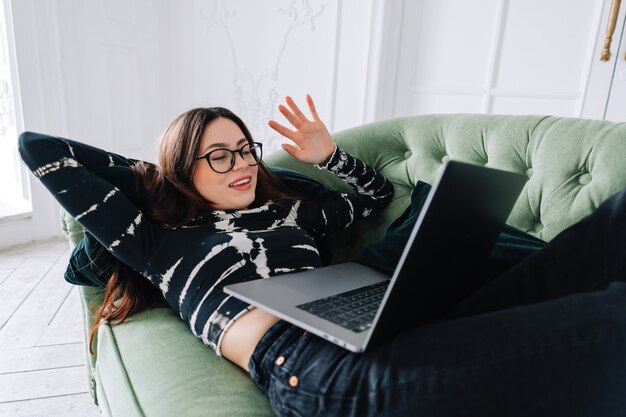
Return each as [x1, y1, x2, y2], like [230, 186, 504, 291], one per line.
[0, 239, 100, 417]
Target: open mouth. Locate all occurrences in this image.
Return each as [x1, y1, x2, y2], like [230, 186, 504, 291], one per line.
[229, 176, 252, 188]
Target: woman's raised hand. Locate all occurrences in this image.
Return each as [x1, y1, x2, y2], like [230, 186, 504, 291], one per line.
[268, 95, 336, 166]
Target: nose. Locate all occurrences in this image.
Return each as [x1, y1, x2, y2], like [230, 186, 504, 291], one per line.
[232, 150, 249, 170]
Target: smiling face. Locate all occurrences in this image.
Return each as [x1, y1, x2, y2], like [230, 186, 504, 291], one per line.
[193, 117, 259, 211]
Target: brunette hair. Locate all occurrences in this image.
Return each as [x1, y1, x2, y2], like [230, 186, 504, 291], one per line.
[89, 107, 296, 353]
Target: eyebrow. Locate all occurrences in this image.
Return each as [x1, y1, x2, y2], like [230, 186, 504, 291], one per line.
[202, 138, 248, 154]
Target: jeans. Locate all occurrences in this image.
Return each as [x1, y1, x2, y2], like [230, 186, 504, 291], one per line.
[248, 187, 626, 417]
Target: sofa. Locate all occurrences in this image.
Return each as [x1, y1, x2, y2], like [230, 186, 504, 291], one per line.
[61, 113, 626, 417]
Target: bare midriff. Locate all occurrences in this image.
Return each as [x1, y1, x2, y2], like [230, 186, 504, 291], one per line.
[220, 307, 281, 372]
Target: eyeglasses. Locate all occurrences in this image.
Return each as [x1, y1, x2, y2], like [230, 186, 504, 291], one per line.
[194, 142, 263, 174]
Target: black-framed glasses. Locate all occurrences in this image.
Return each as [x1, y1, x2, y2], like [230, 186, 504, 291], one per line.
[194, 142, 263, 174]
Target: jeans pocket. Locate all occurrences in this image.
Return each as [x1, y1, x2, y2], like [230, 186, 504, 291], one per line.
[267, 372, 317, 417]
[267, 333, 324, 416]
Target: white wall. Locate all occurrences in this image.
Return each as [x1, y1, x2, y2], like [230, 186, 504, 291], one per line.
[54, 0, 382, 159]
[16, 0, 385, 155]
[168, 0, 381, 154]
[389, 0, 609, 118]
[3, 0, 623, 249]
[1, 0, 384, 249]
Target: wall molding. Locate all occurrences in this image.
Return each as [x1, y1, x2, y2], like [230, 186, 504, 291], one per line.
[199, 0, 324, 152]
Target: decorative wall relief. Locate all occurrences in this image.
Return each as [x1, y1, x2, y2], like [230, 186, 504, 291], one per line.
[199, 0, 325, 153]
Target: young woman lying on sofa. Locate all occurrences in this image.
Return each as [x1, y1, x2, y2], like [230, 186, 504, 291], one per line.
[19, 96, 626, 417]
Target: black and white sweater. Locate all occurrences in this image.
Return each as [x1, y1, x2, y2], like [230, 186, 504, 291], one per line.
[19, 132, 393, 355]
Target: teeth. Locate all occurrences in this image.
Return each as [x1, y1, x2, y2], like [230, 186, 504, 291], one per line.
[229, 178, 251, 187]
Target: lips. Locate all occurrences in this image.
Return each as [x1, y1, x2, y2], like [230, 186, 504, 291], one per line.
[228, 176, 252, 190]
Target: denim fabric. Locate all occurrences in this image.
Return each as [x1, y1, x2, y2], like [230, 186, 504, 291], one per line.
[250, 285, 626, 417]
[450, 183, 626, 317]
[249, 186, 626, 417]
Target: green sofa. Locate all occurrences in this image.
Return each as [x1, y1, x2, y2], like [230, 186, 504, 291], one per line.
[61, 114, 626, 417]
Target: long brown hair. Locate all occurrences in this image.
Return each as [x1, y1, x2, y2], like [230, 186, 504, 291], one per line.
[89, 107, 296, 353]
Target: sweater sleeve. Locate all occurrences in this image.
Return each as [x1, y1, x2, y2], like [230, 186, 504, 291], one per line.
[296, 146, 394, 237]
[18, 131, 163, 274]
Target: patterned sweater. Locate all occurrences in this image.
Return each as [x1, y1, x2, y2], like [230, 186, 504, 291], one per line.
[18, 132, 394, 355]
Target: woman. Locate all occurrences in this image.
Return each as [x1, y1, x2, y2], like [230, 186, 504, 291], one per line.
[19, 96, 626, 416]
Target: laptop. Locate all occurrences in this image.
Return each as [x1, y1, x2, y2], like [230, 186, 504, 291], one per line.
[224, 160, 527, 352]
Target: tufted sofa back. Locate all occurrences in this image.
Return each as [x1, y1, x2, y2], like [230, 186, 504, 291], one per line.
[265, 114, 626, 264]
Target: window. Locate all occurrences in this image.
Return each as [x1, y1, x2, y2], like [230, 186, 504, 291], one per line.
[0, 0, 29, 220]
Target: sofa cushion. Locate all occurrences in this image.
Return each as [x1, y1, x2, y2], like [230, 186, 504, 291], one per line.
[266, 114, 626, 261]
[64, 113, 626, 417]
[96, 307, 273, 417]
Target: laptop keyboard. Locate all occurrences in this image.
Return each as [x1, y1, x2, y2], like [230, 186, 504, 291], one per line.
[296, 280, 390, 333]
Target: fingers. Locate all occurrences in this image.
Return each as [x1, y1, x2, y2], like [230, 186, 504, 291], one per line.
[278, 104, 302, 129]
[281, 143, 300, 158]
[268, 119, 297, 141]
[285, 96, 308, 123]
[306, 95, 320, 121]
[279, 95, 319, 124]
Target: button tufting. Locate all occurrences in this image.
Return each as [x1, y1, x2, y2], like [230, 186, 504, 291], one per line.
[289, 376, 299, 387]
[526, 168, 533, 178]
[404, 151, 412, 159]
[578, 173, 591, 186]
[441, 155, 449, 163]
[275, 356, 285, 366]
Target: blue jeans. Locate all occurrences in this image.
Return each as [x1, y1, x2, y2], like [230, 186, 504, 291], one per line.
[248, 187, 626, 417]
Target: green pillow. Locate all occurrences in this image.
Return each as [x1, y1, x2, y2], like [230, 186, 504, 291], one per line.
[66, 234, 115, 287]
